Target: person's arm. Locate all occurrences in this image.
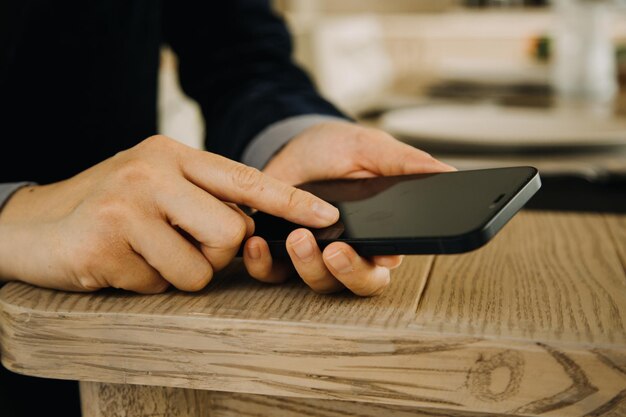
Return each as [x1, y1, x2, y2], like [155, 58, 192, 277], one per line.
[162, 0, 348, 165]
[243, 121, 456, 296]
[0, 183, 35, 214]
[162, 0, 456, 296]
[0, 183, 30, 285]
[0, 184, 30, 285]
[0, 136, 338, 292]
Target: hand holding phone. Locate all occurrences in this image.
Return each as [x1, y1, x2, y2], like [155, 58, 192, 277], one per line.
[248, 167, 541, 257]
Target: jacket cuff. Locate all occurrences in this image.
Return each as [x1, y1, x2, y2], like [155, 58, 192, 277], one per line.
[241, 114, 348, 170]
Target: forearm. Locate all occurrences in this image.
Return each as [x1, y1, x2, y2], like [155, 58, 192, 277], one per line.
[0, 183, 37, 283]
[0, 183, 75, 287]
[0, 183, 35, 213]
[0, 223, 31, 284]
[0, 185, 35, 283]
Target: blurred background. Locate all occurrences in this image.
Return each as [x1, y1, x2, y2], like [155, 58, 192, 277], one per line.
[159, 0, 626, 212]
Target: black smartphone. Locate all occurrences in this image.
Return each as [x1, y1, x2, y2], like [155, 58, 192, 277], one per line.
[249, 166, 541, 257]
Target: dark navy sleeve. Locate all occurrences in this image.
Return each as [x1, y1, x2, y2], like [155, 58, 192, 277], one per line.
[162, 0, 348, 162]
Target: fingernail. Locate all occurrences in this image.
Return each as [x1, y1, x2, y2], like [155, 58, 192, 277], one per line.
[312, 201, 339, 223]
[247, 243, 261, 260]
[326, 249, 353, 274]
[290, 232, 314, 262]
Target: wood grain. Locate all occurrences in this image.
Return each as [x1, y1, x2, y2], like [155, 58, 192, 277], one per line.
[415, 211, 626, 345]
[604, 214, 626, 273]
[1, 211, 625, 417]
[80, 381, 213, 417]
[80, 382, 518, 417]
[0, 253, 433, 328]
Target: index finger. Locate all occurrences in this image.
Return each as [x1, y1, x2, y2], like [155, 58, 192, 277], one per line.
[181, 150, 339, 228]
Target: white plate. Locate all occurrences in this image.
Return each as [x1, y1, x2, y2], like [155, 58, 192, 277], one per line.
[380, 104, 626, 151]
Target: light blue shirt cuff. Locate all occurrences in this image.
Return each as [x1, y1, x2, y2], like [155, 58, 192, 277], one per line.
[241, 114, 348, 170]
[0, 182, 35, 214]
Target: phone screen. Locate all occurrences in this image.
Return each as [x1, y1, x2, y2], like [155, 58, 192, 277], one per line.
[251, 166, 538, 248]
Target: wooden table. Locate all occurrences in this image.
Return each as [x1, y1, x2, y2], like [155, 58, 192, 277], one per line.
[1, 210, 625, 417]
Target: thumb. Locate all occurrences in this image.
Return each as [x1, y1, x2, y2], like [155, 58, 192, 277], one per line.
[360, 132, 456, 176]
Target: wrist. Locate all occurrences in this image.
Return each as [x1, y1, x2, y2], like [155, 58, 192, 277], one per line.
[262, 137, 305, 185]
[0, 177, 92, 288]
[262, 120, 354, 185]
[242, 115, 349, 171]
[0, 224, 22, 283]
[0, 184, 56, 284]
[0, 220, 58, 285]
[0, 184, 38, 224]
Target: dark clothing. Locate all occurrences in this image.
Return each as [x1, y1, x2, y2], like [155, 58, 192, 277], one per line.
[0, 1, 343, 415]
[0, 0, 343, 184]
[0, 365, 81, 417]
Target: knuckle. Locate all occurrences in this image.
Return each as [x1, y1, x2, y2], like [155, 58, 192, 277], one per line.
[397, 153, 414, 171]
[232, 165, 263, 192]
[75, 275, 104, 292]
[93, 197, 132, 227]
[153, 281, 171, 294]
[287, 187, 298, 209]
[286, 187, 306, 211]
[71, 246, 105, 283]
[114, 158, 155, 186]
[219, 215, 248, 247]
[243, 214, 256, 238]
[131, 271, 167, 294]
[353, 127, 386, 161]
[106, 273, 127, 290]
[131, 135, 181, 163]
[186, 267, 213, 292]
[142, 134, 174, 150]
[353, 126, 377, 145]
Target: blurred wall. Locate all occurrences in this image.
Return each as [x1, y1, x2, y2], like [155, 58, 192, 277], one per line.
[274, 2, 626, 117]
[157, 2, 626, 148]
[273, 0, 459, 14]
